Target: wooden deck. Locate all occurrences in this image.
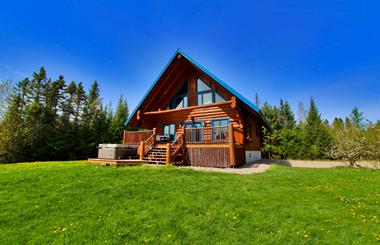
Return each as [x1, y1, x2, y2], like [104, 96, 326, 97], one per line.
[88, 158, 148, 166]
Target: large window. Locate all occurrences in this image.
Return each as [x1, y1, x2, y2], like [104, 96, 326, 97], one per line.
[168, 82, 188, 109]
[211, 118, 229, 141]
[196, 78, 225, 105]
[172, 95, 188, 109]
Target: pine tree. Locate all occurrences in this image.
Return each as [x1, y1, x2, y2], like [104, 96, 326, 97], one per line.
[278, 99, 295, 129]
[306, 97, 321, 126]
[82, 81, 104, 158]
[109, 95, 129, 143]
[25, 67, 48, 160]
[74, 82, 86, 127]
[303, 97, 332, 159]
[349, 107, 364, 128]
[0, 68, 123, 162]
[38, 76, 62, 160]
[261, 99, 298, 159]
[332, 117, 344, 130]
[261, 102, 280, 130]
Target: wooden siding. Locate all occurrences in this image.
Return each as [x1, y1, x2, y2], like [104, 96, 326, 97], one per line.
[187, 146, 230, 168]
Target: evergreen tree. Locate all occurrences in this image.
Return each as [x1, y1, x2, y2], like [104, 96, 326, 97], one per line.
[25, 67, 48, 160]
[303, 97, 332, 159]
[349, 107, 365, 128]
[306, 97, 321, 126]
[278, 99, 295, 129]
[261, 99, 298, 159]
[82, 80, 105, 157]
[261, 102, 280, 130]
[74, 82, 86, 127]
[41, 76, 66, 160]
[109, 95, 129, 143]
[0, 68, 128, 163]
[332, 117, 344, 130]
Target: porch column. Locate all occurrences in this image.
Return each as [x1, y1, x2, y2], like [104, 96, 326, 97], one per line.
[139, 141, 145, 160]
[229, 124, 236, 167]
[166, 143, 171, 165]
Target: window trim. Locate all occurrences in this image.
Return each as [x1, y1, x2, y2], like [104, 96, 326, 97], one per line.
[210, 118, 230, 127]
[210, 118, 230, 141]
[196, 78, 225, 105]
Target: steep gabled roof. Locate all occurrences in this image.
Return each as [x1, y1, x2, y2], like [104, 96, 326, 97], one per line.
[126, 49, 270, 128]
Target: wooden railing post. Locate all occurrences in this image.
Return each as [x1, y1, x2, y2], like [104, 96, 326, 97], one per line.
[181, 126, 185, 144]
[122, 130, 126, 144]
[139, 141, 145, 160]
[152, 128, 157, 145]
[166, 143, 171, 165]
[229, 124, 236, 167]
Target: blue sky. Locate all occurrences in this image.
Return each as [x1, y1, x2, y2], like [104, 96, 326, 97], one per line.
[0, 0, 379, 122]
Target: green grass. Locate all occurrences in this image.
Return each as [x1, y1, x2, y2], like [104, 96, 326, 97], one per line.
[0, 161, 379, 244]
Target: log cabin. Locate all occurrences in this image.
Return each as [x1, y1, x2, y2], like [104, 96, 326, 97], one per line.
[124, 49, 270, 168]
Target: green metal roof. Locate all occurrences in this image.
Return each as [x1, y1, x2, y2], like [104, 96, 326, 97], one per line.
[126, 49, 270, 128]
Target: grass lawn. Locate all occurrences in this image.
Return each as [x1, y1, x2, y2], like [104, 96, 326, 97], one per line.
[0, 161, 379, 244]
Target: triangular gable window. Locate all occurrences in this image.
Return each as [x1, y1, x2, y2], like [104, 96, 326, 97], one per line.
[197, 78, 225, 105]
[197, 79, 211, 92]
[168, 82, 188, 109]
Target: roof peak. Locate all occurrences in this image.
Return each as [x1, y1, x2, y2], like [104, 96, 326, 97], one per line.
[126, 49, 270, 128]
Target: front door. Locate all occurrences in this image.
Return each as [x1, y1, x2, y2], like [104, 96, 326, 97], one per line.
[163, 124, 176, 142]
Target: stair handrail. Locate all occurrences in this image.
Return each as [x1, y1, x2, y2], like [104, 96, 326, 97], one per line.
[170, 126, 185, 161]
[143, 128, 156, 155]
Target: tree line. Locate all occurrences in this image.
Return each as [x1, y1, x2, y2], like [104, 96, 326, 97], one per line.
[1, 68, 378, 165]
[0, 67, 129, 163]
[260, 97, 380, 166]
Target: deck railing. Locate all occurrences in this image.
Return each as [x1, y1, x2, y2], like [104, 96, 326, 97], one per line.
[184, 125, 230, 144]
[123, 130, 153, 145]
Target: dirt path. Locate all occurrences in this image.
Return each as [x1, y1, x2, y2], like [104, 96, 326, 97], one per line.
[257, 159, 345, 168]
[179, 159, 378, 175]
[182, 162, 271, 175]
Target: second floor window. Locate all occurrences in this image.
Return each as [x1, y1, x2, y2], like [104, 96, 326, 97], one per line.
[168, 82, 188, 109]
[197, 78, 225, 106]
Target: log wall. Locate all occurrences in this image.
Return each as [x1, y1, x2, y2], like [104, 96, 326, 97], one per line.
[143, 101, 244, 139]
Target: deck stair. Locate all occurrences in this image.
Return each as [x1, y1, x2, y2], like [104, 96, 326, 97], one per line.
[143, 146, 183, 164]
[140, 127, 185, 165]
